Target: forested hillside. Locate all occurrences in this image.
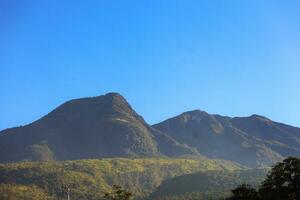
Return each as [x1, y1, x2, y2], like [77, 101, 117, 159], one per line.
[148, 169, 268, 200]
[0, 158, 242, 199]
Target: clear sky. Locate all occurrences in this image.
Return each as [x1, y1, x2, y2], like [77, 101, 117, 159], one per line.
[1, 0, 300, 130]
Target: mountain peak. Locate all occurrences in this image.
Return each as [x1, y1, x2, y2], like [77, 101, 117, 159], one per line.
[0, 92, 199, 163]
[248, 114, 271, 122]
[184, 109, 208, 115]
[101, 92, 128, 105]
[104, 92, 123, 98]
[181, 110, 210, 119]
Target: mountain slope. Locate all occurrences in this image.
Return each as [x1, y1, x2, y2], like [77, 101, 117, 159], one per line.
[154, 110, 300, 167]
[0, 93, 198, 163]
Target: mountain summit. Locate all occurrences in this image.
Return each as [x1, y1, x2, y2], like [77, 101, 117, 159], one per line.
[0, 93, 198, 163]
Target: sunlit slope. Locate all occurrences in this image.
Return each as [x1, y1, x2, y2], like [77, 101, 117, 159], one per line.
[0, 158, 242, 199]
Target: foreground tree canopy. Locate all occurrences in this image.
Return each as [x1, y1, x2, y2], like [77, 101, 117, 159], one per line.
[226, 184, 260, 200]
[260, 157, 300, 200]
[228, 157, 300, 200]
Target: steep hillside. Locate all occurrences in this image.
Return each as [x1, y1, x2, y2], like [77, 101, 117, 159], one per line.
[0, 93, 198, 163]
[154, 110, 300, 167]
[0, 158, 242, 199]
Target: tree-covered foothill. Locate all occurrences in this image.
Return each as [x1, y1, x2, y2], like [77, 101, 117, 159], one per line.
[0, 157, 240, 200]
[1, 157, 299, 200]
[147, 168, 267, 200]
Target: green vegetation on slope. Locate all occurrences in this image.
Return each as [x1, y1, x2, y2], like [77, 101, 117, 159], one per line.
[0, 157, 242, 200]
[0, 184, 54, 200]
[148, 169, 268, 200]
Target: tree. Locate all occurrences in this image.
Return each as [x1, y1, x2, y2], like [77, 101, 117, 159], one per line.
[259, 157, 300, 200]
[103, 185, 133, 200]
[226, 184, 260, 200]
[227, 157, 300, 200]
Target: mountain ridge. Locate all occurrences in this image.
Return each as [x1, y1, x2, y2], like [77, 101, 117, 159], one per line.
[154, 110, 300, 167]
[1, 92, 299, 167]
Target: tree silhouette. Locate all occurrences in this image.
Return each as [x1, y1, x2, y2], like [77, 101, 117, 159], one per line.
[226, 184, 260, 200]
[227, 157, 300, 200]
[259, 157, 300, 200]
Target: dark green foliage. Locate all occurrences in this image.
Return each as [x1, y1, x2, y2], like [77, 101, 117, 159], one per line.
[259, 157, 300, 200]
[156, 157, 300, 200]
[152, 157, 300, 199]
[227, 157, 300, 200]
[152, 191, 229, 200]
[104, 185, 133, 200]
[226, 184, 260, 200]
[154, 110, 300, 167]
[148, 169, 267, 200]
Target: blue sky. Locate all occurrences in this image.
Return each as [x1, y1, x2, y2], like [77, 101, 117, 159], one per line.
[1, 0, 300, 130]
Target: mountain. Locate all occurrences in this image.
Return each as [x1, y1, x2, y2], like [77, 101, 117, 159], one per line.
[148, 169, 268, 200]
[0, 93, 198, 163]
[154, 110, 300, 167]
[0, 158, 243, 199]
[1, 92, 299, 166]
